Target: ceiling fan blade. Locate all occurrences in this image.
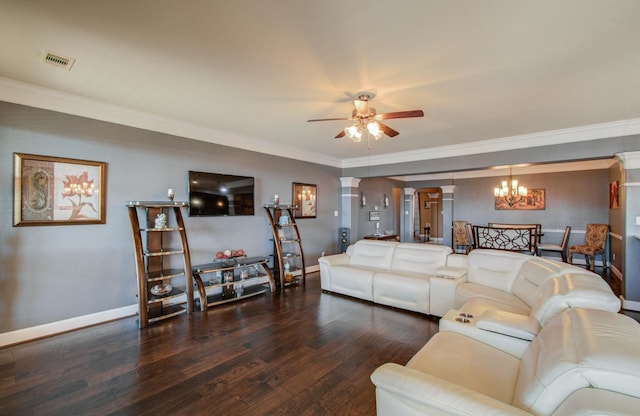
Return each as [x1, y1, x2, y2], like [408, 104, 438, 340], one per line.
[307, 117, 350, 122]
[376, 110, 424, 120]
[335, 130, 346, 139]
[378, 122, 399, 137]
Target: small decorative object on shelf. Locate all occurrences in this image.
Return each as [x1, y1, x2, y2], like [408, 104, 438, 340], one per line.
[274, 193, 280, 206]
[167, 188, 174, 201]
[215, 248, 245, 259]
[154, 212, 167, 229]
[222, 271, 236, 299]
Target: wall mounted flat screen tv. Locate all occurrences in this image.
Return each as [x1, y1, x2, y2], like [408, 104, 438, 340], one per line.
[188, 170, 255, 216]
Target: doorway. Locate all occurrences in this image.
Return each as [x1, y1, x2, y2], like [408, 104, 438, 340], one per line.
[416, 188, 443, 241]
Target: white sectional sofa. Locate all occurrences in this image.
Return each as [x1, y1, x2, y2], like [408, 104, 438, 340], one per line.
[371, 308, 640, 416]
[319, 241, 619, 320]
[319, 240, 464, 315]
[322, 240, 631, 415]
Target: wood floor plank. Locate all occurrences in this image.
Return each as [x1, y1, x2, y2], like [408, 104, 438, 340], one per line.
[0, 274, 438, 415]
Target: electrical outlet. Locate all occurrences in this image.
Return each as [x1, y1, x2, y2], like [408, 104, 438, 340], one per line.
[636, 216, 640, 225]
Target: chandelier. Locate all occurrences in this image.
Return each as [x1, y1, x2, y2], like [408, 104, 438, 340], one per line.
[494, 168, 527, 207]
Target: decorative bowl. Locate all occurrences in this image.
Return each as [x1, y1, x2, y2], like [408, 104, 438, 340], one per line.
[150, 284, 172, 296]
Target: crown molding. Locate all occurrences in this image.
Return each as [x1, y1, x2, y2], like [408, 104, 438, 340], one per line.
[340, 177, 361, 188]
[616, 151, 640, 170]
[1, 77, 637, 172]
[390, 159, 615, 182]
[341, 119, 640, 169]
[0, 77, 344, 168]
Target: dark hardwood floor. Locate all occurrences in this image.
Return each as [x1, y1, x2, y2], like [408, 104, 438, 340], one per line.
[0, 274, 439, 416]
[1, 265, 634, 416]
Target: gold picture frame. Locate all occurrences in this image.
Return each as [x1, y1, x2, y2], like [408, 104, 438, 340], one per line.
[14, 153, 107, 226]
[292, 182, 317, 219]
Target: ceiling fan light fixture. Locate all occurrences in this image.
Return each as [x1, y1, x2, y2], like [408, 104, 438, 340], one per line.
[345, 125, 362, 142]
[354, 95, 370, 115]
[367, 122, 383, 140]
[307, 92, 423, 145]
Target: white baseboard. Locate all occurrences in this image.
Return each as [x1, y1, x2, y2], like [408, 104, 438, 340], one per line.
[623, 298, 640, 312]
[2, 269, 321, 347]
[0, 304, 138, 348]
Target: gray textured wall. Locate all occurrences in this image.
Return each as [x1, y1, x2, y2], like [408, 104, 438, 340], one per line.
[0, 102, 340, 332]
[407, 170, 610, 257]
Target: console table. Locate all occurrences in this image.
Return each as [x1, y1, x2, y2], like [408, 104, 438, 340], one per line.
[192, 256, 275, 311]
[364, 234, 400, 241]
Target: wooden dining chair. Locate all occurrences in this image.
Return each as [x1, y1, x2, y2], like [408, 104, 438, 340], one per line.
[452, 220, 472, 254]
[536, 226, 571, 262]
[568, 224, 608, 271]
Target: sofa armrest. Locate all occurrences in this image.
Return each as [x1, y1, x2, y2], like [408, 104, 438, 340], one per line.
[436, 266, 467, 279]
[445, 253, 468, 269]
[318, 253, 351, 291]
[318, 253, 350, 267]
[371, 363, 532, 416]
[430, 274, 466, 317]
[476, 310, 540, 341]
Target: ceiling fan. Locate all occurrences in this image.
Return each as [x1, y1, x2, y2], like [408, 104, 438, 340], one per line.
[307, 92, 424, 142]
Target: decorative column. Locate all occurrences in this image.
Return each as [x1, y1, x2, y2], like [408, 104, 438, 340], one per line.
[403, 188, 416, 242]
[340, 177, 362, 246]
[440, 185, 456, 248]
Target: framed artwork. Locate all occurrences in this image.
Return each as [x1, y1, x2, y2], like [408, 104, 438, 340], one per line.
[14, 153, 107, 226]
[369, 211, 381, 221]
[292, 182, 317, 219]
[495, 188, 545, 210]
[609, 180, 619, 209]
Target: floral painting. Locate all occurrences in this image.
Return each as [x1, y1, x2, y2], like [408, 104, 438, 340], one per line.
[14, 153, 106, 226]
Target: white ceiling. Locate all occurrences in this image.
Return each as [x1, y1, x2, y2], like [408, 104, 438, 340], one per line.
[1, 0, 639, 169]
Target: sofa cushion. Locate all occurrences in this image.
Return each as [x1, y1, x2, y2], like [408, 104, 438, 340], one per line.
[510, 259, 560, 307]
[407, 331, 521, 404]
[329, 265, 377, 301]
[373, 271, 431, 314]
[514, 308, 640, 415]
[529, 273, 621, 324]
[349, 240, 398, 270]
[390, 243, 451, 274]
[455, 283, 530, 314]
[467, 249, 529, 292]
[458, 295, 530, 317]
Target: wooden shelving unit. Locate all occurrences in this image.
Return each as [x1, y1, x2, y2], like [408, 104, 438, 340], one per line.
[126, 201, 193, 328]
[264, 204, 306, 289]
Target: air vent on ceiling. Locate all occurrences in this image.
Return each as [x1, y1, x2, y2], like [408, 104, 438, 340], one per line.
[41, 50, 75, 70]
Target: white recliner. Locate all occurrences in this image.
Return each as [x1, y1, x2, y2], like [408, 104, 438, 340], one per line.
[443, 250, 621, 357]
[371, 308, 640, 416]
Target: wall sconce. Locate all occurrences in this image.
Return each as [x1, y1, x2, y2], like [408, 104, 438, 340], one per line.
[383, 193, 389, 208]
[360, 191, 366, 208]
